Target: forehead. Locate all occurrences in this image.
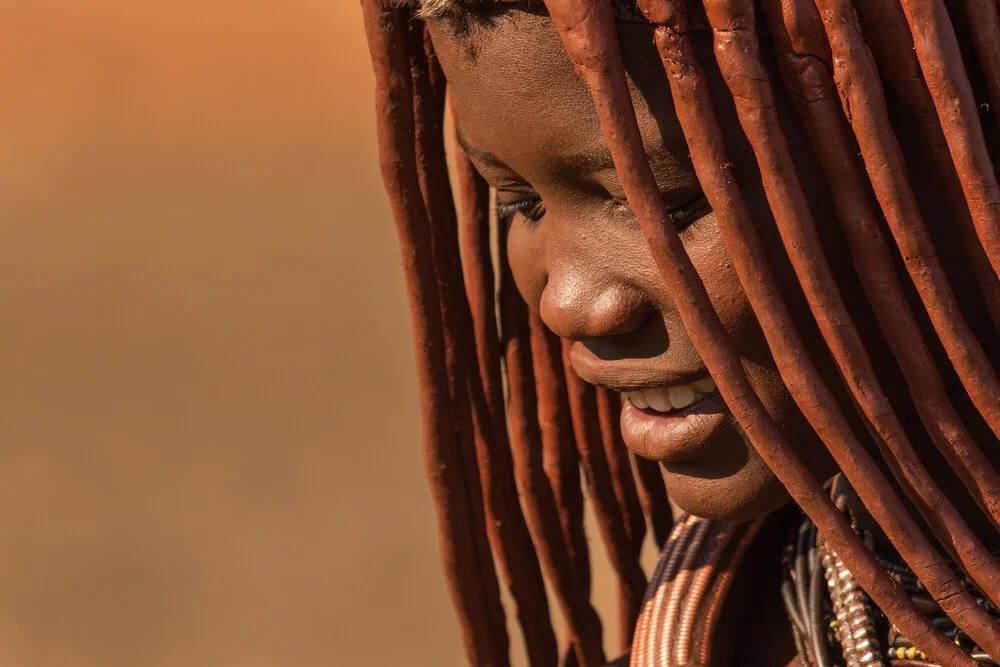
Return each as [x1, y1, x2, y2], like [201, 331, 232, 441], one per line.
[429, 11, 600, 159]
[427, 11, 690, 181]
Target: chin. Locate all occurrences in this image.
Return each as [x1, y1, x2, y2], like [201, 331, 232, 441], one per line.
[658, 429, 795, 523]
[654, 384, 835, 523]
[664, 468, 792, 522]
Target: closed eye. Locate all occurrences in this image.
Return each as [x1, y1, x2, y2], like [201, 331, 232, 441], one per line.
[611, 193, 711, 231]
[496, 197, 546, 227]
[668, 194, 711, 231]
[496, 193, 709, 231]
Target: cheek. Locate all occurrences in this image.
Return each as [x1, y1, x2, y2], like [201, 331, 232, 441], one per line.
[505, 222, 547, 312]
[680, 214, 836, 481]
[684, 213, 759, 343]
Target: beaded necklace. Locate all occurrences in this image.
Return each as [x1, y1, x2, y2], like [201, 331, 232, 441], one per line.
[783, 480, 1000, 667]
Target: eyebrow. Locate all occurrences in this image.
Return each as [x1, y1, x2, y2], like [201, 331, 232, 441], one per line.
[455, 129, 513, 170]
[454, 125, 684, 186]
[456, 126, 619, 173]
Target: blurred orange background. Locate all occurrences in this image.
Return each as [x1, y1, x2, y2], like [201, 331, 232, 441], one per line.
[0, 2, 634, 665]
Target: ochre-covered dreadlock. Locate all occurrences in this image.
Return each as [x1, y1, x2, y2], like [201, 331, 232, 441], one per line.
[361, 0, 1000, 664]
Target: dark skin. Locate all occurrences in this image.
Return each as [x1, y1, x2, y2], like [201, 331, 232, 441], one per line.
[432, 9, 843, 522]
[429, 6, 1000, 665]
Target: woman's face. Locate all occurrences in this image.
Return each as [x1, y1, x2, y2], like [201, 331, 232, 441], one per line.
[429, 10, 841, 520]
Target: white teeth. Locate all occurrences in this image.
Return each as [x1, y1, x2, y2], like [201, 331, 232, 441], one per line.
[668, 385, 696, 410]
[692, 377, 717, 393]
[628, 391, 649, 409]
[622, 376, 717, 414]
[645, 388, 672, 412]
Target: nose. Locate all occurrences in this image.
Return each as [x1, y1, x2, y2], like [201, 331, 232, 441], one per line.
[539, 264, 652, 342]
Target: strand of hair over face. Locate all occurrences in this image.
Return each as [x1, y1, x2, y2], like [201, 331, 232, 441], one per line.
[538, 0, 1000, 663]
[687, 0, 1000, 647]
[362, 0, 1000, 663]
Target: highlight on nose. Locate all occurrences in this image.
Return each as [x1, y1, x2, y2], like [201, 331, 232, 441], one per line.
[538, 273, 651, 342]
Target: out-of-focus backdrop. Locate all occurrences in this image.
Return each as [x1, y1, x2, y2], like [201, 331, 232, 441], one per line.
[0, 2, 633, 665]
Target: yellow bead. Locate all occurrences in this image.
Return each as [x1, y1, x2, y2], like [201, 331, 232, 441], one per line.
[906, 647, 917, 659]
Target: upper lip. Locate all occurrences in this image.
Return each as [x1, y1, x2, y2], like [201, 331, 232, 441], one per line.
[568, 343, 708, 393]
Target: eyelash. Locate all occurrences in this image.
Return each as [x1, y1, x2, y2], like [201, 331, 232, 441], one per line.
[496, 198, 546, 226]
[666, 195, 711, 230]
[496, 194, 710, 231]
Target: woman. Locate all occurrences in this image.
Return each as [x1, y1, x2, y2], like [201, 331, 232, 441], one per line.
[362, 0, 1000, 664]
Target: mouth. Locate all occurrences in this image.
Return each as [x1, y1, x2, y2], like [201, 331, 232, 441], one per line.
[622, 377, 718, 413]
[618, 375, 729, 463]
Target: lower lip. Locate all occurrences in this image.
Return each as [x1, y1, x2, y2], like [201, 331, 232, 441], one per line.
[619, 392, 728, 462]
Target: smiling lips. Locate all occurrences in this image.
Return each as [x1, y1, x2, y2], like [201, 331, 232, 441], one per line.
[568, 343, 731, 461]
[618, 375, 728, 463]
[623, 376, 718, 413]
